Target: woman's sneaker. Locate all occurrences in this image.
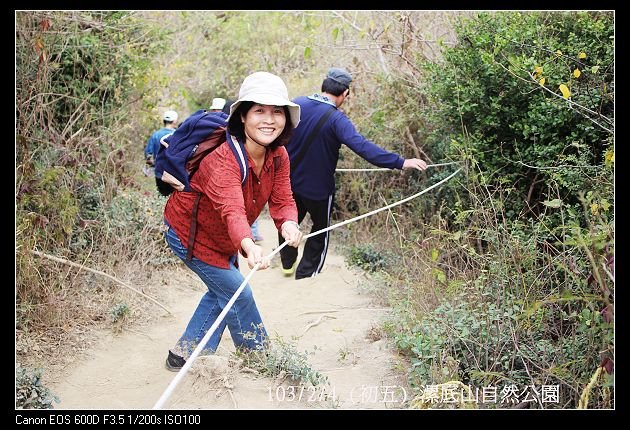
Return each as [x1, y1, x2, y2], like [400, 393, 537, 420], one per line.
[165, 351, 186, 371]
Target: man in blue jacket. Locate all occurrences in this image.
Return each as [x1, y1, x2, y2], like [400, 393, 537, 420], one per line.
[143, 110, 178, 177]
[279, 67, 428, 279]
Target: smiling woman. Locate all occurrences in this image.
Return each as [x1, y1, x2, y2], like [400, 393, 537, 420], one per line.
[162, 72, 304, 370]
[228, 102, 289, 177]
[245, 105, 287, 143]
[244, 104, 287, 176]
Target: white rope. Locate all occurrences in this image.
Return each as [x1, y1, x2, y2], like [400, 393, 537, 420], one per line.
[153, 167, 462, 409]
[335, 161, 460, 172]
[336, 168, 392, 172]
[303, 168, 461, 239]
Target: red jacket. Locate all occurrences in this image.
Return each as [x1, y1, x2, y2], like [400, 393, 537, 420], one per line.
[164, 141, 297, 268]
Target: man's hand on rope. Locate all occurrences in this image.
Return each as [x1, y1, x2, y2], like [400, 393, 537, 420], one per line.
[402, 158, 428, 171]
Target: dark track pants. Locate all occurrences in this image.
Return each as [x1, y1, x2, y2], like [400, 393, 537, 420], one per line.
[278, 192, 333, 279]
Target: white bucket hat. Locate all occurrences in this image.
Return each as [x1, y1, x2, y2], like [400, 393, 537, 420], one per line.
[228, 72, 300, 128]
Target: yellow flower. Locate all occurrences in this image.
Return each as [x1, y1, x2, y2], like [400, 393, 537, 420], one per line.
[590, 203, 599, 215]
[604, 149, 614, 167]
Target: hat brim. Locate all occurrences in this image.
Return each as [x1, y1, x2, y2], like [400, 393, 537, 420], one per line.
[228, 94, 300, 129]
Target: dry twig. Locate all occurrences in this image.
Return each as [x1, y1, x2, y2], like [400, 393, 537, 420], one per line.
[31, 250, 172, 315]
[302, 315, 336, 335]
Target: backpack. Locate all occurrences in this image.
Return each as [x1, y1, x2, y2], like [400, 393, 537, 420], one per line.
[154, 109, 249, 261]
[154, 109, 248, 196]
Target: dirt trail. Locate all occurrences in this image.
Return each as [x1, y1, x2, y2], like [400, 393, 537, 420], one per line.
[49, 215, 407, 410]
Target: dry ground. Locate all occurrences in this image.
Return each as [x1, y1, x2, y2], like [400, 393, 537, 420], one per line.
[37, 214, 409, 410]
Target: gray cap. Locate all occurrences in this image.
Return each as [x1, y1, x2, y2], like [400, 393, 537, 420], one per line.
[326, 67, 352, 87]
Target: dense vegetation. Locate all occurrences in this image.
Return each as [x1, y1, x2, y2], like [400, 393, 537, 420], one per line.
[16, 11, 613, 409]
[348, 11, 614, 409]
[16, 11, 166, 331]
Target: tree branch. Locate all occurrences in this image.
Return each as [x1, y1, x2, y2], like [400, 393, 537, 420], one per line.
[30, 249, 173, 315]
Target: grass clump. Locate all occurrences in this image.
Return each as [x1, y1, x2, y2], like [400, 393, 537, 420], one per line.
[237, 333, 328, 387]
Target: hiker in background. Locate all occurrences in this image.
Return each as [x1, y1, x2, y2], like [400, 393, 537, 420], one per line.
[163, 72, 303, 370]
[223, 98, 264, 242]
[144, 110, 178, 177]
[278, 67, 428, 279]
[209, 97, 226, 112]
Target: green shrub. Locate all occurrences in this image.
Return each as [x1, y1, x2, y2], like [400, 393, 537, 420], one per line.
[348, 244, 390, 273]
[16, 366, 59, 409]
[425, 11, 613, 226]
[110, 302, 130, 323]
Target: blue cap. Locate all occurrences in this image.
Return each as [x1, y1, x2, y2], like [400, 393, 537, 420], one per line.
[326, 67, 352, 87]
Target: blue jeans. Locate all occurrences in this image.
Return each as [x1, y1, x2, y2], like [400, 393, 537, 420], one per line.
[164, 223, 267, 359]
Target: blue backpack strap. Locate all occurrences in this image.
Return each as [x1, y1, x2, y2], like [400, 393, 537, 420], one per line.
[225, 129, 249, 186]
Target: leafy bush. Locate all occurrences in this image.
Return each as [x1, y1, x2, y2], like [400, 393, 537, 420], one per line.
[16, 11, 164, 330]
[16, 366, 59, 409]
[424, 11, 613, 225]
[110, 302, 130, 323]
[348, 244, 390, 273]
[347, 11, 614, 408]
[386, 186, 613, 408]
